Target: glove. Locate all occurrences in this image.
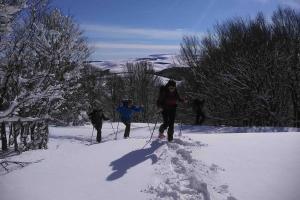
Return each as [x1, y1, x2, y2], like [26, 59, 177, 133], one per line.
[156, 108, 163, 113]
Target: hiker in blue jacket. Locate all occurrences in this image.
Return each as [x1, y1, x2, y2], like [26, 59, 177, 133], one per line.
[116, 99, 143, 138]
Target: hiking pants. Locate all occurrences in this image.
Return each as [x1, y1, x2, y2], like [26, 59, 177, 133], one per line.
[196, 110, 205, 125]
[159, 108, 176, 140]
[122, 120, 131, 138]
[94, 122, 103, 142]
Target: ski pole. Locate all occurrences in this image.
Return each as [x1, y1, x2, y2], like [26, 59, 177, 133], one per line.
[150, 110, 162, 139]
[144, 108, 152, 135]
[179, 120, 182, 136]
[142, 112, 160, 148]
[179, 98, 188, 137]
[90, 127, 95, 144]
[149, 117, 158, 141]
[115, 120, 120, 140]
[146, 116, 152, 135]
[110, 121, 116, 138]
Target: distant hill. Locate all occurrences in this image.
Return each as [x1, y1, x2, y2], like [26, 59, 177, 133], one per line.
[155, 67, 192, 81]
[86, 54, 192, 82]
[88, 54, 186, 73]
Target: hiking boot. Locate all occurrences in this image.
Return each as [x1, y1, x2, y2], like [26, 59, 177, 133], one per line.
[158, 132, 165, 139]
[167, 133, 173, 142]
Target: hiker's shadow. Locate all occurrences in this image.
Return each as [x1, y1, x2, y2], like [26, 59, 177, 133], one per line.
[106, 140, 164, 181]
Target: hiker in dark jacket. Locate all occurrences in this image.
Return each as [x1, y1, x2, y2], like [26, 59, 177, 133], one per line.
[192, 98, 206, 125]
[116, 99, 143, 138]
[88, 107, 109, 143]
[156, 80, 186, 141]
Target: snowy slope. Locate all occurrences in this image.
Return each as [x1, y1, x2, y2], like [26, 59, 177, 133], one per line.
[90, 54, 182, 73]
[1, 123, 300, 200]
[190, 133, 300, 200]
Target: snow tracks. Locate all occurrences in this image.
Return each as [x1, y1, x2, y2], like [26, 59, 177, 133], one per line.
[144, 136, 237, 200]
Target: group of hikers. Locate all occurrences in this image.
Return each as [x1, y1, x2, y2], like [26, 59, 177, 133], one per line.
[88, 80, 205, 143]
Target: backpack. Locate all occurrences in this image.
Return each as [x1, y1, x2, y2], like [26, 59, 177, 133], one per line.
[156, 85, 167, 107]
[88, 109, 103, 124]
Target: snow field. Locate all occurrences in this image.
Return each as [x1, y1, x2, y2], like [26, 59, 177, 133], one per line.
[1, 123, 300, 200]
[145, 137, 235, 200]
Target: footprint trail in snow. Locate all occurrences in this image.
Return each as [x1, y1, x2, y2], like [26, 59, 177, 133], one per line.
[144, 136, 237, 200]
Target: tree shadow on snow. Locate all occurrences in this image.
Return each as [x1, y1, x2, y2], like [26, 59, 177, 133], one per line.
[106, 140, 164, 181]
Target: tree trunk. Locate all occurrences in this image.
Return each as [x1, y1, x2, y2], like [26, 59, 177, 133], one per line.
[1, 122, 8, 151]
[291, 89, 300, 127]
[13, 123, 18, 151]
[295, 110, 300, 128]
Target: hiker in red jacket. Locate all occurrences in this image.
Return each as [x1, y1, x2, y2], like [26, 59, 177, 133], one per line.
[156, 80, 186, 141]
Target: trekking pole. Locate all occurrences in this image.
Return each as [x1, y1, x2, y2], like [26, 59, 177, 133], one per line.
[142, 112, 160, 148]
[115, 119, 120, 140]
[146, 114, 152, 135]
[179, 120, 183, 137]
[179, 97, 188, 137]
[144, 108, 154, 138]
[110, 121, 116, 138]
[90, 127, 95, 144]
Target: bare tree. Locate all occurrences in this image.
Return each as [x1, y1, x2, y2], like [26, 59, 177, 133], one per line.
[123, 61, 162, 122]
[0, 0, 91, 151]
[103, 73, 125, 121]
[0, 0, 25, 39]
[0, 0, 25, 150]
[272, 7, 300, 127]
[180, 7, 300, 127]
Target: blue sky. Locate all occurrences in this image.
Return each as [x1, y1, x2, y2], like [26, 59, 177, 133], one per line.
[53, 0, 300, 60]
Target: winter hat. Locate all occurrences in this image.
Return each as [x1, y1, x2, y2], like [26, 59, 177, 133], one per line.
[167, 79, 176, 87]
[122, 99, 132, 106]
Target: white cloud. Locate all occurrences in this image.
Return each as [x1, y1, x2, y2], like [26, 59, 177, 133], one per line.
[81, 24, 204, 60]
[253, 0, 271, 3]
[252, 0, 300, 8]
[279, 0, 300, 8]
[91, 42, 179, 50]
[81, 24, 201, 40]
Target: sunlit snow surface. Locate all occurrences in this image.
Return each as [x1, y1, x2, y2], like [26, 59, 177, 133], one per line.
[1, 123, 300, 200]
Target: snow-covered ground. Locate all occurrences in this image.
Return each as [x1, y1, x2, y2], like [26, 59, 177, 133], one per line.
[1, 123, 300, 200]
